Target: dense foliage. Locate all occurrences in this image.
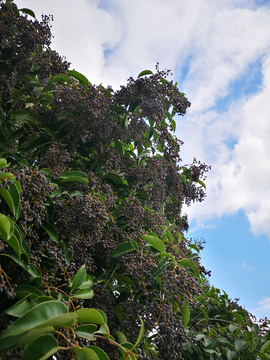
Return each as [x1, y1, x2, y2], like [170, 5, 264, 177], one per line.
[0, 1, 269, 359]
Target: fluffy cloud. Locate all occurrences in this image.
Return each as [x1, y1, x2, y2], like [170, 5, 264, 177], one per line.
[253, 298, 270, 318]
[15, 0, 270, 237]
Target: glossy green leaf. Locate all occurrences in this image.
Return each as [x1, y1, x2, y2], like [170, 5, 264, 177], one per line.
[79, 274, 93, 289]
[137, 70, 153, 78]
[23, 334, 60, 360]
[86, 346, 110, 360]
[75, 324, 97, 341]
[110, 239, 138, 258]
[0, 158, 7, 168]
[142, 235, 165, 253]
[72, 288, 94, 299]
[5, 296, 33, 317]
[181, 300, 190, 327]
[133, 315, 144, 349]
[119, 342, 136, 360]
[103, 173, 123, 185]
[42, 221, 59, 244]
[76, 308, 107, 325]
[15, 284, 43, 298]
[66, 70, 91, 85]
[9, 254, 41, 278]
[73, 347, 100, 360]
[95, 324, 109, 337]
[188, 244, 200, 253]
[58, 171, 88, 185]
[0, 182, 21, 220]
[0, 301, 68, 338]
[70, 265, 87, 291]
[0, 214, 13, 240]
[0, 301, 76, 351]
[150, 257, 171, 278]
[116, 331, 128, 344]
[178, 258, 199, 277]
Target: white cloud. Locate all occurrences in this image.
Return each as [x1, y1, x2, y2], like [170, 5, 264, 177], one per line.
[14, 0, 270, 238]
[253, 298, 270, 315]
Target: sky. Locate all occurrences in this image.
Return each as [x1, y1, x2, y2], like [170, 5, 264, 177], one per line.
[15, 0, 270, 319]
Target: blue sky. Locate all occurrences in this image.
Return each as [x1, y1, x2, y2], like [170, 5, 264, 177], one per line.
[16, 0, 270, 319]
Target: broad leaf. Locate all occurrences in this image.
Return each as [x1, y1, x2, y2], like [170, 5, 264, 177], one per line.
[86, 345, 110, 360]
[234, 339, 247, 353]
[181, 300, 190, 327]
[23, 334, 60, 360]
[70, 265, 87, 292]
[57, 170, 88, 185]
[75, 324, 97, 341]
[142, 235, 165, 253]
[0, 181, 21, 220]
[72, 288, 94, 299]
[110, 239, 138, 258]
[73, 347, 99, 360]
[178, 258, 199, 277]
[138, 70, 153, 78]
[76, 308, 107, 325]
[42, 221, 59, 244]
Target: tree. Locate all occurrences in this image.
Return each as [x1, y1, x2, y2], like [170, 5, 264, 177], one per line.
[0, 1, 269, 359]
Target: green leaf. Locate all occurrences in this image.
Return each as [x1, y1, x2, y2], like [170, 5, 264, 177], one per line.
[115, 331, 128, 344]
[17, 326, 55, 348]
[178, 258, 199, 277]
[119, 342, 136, 360]
[181, 300, 190, 327]
[57, 171, 88, 185]
[70, 265, 87, 292]
[75, 324, 97, 341]
[23, 334, 60, 360]
[0, 158, 7, 168]
[15, 113, 39, 126]
[229, 324, 239, 333]
[42, 221, 59, 244]
[0, 301, 76, 351]
[234, 339, 247, 353]
[75, 308, 107, 325]
[21, 136, 50, 153]
[198, 307, 209, 323]
[72, 289, 94, 299]
[188, 244, 200, 253]
[133, 315, 144, 349]
[79, 275, 93, 289]
[86, 346, 110, 360]
[5, 296, 33, 317]
[226, 347, 236, 360]
[150, 257, 171, 278]
[262, 340, 270, 352]
[0, 181, 21, 220]
[73, 347, 99, 360]
[103, 173, 124, 185]
[110, 239, 138, 258]
[137, 70, 153, 78]
[142, 235, 165, 253]
[9, 254, 41, 278]
[0, 213, 13, 240]
[66, 70, 91, 85]
[15, 284, 43, 298]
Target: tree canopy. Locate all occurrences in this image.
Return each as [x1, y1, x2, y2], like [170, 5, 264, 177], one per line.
[0, 1, 269, 359]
